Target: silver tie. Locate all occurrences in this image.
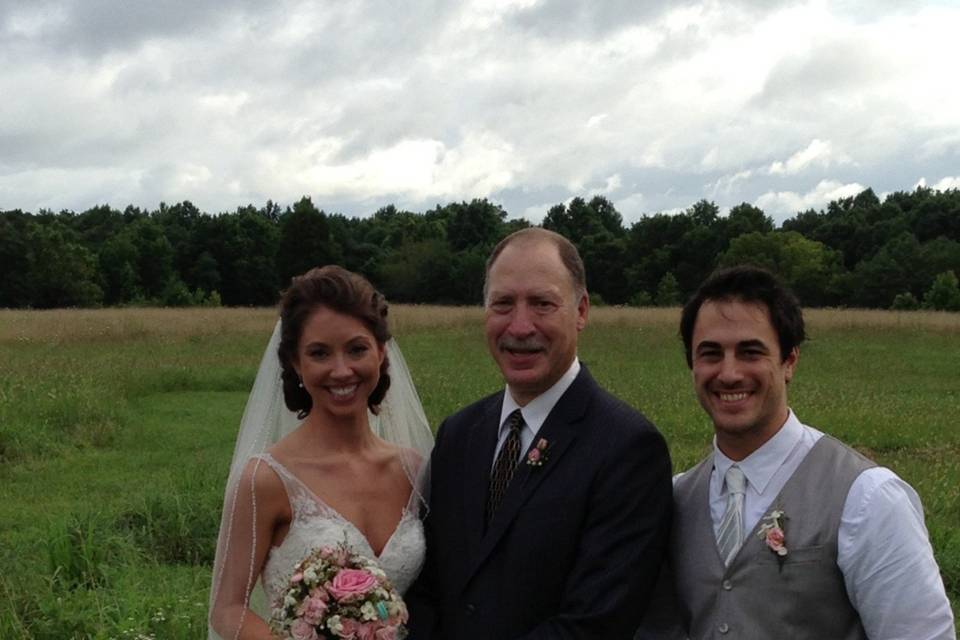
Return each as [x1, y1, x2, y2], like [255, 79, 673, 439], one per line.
[717, 465, 746, 566]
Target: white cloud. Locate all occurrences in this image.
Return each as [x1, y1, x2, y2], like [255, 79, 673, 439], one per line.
[768, 139, 851, 175]
[931, 176, 960, 191]
[755, 179, 866, 223]
[615, 191, 646, 223]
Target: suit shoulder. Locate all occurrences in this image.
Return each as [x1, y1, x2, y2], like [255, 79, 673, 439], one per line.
[589, 385, 659, 436]
[437, 390, 501, 432]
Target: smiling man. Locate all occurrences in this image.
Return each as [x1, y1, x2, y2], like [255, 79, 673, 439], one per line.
[649, 265, 954, 639]
[408, 227, 673, 639]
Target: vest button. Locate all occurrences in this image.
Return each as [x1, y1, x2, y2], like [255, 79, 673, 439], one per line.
[722, 579, 733, 591]
[465, 603, 476, 616]
[718, 622, 730, 634]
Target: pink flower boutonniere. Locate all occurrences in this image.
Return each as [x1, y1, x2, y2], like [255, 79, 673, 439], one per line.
[757, 509, 788, 567]
[526, 438, 549, 467]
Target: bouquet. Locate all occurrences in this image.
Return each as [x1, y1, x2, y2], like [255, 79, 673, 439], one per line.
[270, 543, 408, 640]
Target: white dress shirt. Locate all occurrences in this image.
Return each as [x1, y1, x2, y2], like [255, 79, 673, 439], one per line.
[491, 358, 581, 470]
[700, 411, 955, 639]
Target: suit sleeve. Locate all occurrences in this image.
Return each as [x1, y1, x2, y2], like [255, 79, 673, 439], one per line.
[404, 419, 448, 640]
[518, 421, 674, 640]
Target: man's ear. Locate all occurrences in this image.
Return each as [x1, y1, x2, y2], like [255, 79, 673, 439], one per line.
[576, 291, 589, 331]
[784, 347, 799, 383]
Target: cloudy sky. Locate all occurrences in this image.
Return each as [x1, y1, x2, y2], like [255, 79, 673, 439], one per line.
[2, 0, 959, 225]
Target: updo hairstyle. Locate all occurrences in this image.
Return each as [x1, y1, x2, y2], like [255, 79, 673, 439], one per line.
[278, 265, 391, 418]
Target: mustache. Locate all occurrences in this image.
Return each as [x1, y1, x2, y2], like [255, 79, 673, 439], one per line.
[498, 336, 547, 352]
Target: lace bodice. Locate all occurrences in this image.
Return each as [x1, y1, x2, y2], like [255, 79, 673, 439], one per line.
[255, 453, 426, 607]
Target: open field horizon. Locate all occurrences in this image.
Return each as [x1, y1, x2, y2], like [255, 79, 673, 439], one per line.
[1, 306, 957, 637]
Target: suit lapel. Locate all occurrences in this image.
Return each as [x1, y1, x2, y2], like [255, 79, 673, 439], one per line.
[458, 367, 596, 593]
[461, 394, 502, 566]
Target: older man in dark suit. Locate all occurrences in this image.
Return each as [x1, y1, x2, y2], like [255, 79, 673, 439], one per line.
[408, 228, 672, 639]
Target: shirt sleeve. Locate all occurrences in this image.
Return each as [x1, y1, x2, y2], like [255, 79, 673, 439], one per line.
[838, 467, 956, 640]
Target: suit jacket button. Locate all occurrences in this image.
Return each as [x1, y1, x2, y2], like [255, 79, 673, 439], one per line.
[722, 579, 733, 591]
[465, 603, 476, 616]
[718, 622, 730, 634]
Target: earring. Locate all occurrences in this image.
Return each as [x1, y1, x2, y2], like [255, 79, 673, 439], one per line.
[297, 377, 304, 389]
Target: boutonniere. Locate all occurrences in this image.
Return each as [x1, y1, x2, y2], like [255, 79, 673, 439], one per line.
[757, 509, 788, 567]
[526, 438, 549, 467]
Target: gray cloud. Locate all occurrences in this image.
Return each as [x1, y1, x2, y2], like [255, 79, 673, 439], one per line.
[1, 0, 959, 223]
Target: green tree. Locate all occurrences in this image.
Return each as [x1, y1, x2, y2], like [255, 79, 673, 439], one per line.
[922, 271, 960, 311]
[221, 210, 280, 306]
[379, 238, 458, 303]
[849, 233, 923, 308]
[98, 233, 141, 304]
[655, 272, 682, 306]
[27, 221, 103, 308]
[444, 199, 507, 251]
[720, 231, 846, 306]
[890, 292, 920, 310]
[126, 217, 176, 300]
[724, 203, 773, 239]
[0, 211, 34, 307]
[277, 197, 341, 285]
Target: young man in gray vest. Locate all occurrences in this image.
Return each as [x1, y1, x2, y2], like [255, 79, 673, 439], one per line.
[644, 265, 954, 639]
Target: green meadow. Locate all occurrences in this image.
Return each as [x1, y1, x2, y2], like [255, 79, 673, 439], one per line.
[1, 306, 957, 638]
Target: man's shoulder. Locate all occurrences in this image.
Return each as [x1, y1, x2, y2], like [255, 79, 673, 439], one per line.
[439, 390, 502, 430]
[581, 375, 658, 434]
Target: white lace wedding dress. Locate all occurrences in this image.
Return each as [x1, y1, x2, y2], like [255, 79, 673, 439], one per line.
[255, 453, 426, 605]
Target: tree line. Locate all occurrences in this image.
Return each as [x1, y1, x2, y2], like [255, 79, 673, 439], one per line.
[2, 186, 960, 311]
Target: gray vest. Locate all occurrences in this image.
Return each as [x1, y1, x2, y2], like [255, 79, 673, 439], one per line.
[671, 435, 875, 640]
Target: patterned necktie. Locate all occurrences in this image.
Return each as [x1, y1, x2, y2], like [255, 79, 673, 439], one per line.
[486, 409, 525, 525]
[717, 465, 746, 566]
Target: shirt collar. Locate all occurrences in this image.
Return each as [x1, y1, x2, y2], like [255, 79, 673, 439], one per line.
[713, 409, 803, 495]
[499, 358, 581, 438]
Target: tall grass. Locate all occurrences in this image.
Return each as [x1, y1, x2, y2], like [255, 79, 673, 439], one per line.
[0, 306, 957, 637]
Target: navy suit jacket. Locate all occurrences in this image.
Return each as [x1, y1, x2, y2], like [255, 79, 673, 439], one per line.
[407, 365, 672, 639]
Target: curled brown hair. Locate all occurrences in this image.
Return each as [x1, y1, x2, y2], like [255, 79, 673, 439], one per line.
[278, 265, 391, 418]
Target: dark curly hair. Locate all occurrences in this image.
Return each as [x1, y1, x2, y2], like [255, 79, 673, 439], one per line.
[278, 265, 391, 418]
[680, 265, 806, 368]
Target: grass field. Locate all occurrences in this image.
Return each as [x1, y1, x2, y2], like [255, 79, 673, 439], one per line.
[1, 306, 957, 638]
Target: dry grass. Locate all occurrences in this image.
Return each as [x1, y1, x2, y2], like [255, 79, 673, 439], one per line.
[805, 307, 960, 331]
[0, 307, 277, 344]
[2, 305, 958, 345]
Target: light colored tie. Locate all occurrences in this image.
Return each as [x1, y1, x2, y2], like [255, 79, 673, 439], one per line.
[717, 465, 746, 566]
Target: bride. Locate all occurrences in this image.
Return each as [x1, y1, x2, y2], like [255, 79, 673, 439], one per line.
[208, 266, 434, 640]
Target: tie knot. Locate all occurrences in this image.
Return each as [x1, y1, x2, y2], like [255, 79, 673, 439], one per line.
[505, 409, 524, 433]
[725, 465, 746, 495]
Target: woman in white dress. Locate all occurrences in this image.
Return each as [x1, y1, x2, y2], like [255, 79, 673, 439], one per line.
[208, 266, 433, 640]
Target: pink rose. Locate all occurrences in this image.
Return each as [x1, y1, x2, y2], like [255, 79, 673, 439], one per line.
[290, 618, 318, 640]
[355, 622, 378, 640]
[328, 568, 379, 601]
[375, 626, 400, 640]
[296, 594, 328, 625]
[339, 618, 360, 639]
[765, 527, 787, 556]
[527, 449, 541, 463]
[309, 586, 329, 602]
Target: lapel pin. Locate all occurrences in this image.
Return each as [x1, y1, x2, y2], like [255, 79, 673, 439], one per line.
[526, 438, 549, 467]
